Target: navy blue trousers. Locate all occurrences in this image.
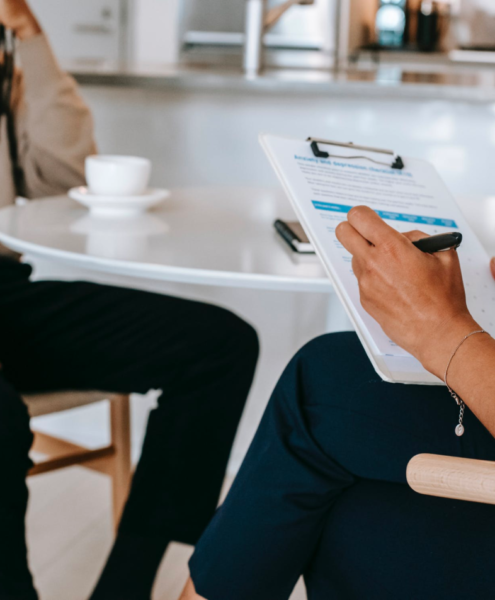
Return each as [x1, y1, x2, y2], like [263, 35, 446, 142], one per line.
[190, 332, 495, 600]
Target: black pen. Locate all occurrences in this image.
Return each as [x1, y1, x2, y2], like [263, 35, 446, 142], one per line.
[412, 232, 462, 253]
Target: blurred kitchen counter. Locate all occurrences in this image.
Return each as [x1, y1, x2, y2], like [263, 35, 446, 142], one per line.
[66, 56, 495, 102]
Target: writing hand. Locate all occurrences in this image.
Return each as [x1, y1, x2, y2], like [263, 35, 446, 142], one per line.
[0, 0, 41, 40]
[335, 206, 480, 378]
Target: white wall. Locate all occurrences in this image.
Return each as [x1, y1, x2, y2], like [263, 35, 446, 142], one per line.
[80, 86, 495, 198]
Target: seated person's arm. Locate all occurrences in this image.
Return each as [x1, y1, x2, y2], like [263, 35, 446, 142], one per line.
[336, 206, 495, 438]
[2, 0, 97, 198]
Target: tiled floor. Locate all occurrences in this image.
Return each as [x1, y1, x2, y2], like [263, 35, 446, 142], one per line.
[27, 467, 307, 600]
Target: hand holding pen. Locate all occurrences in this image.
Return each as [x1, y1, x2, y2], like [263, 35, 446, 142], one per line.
[335, 206, 479, 380]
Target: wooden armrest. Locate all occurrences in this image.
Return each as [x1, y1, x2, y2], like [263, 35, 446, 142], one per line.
[407, 454, 495, 505]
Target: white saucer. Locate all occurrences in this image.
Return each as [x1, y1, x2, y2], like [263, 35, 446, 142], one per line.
[69, 187, 170, 217]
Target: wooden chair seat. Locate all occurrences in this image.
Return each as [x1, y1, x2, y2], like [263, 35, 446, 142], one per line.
[24, 390, 114, 418]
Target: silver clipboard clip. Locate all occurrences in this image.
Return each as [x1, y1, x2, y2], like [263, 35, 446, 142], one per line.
[307, 138, 404, 170]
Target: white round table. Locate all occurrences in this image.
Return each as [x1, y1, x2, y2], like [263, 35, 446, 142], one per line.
[0, 187, 331, 293]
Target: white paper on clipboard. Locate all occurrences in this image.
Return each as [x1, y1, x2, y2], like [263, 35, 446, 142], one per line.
[260, 133, 495, 385]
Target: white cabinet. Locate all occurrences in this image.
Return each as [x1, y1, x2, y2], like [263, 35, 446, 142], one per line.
[29, 0, 127, 62]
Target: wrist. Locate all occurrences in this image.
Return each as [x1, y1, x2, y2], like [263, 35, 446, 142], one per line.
[418, 314, 481, 379]
[15, 14, 41, 40]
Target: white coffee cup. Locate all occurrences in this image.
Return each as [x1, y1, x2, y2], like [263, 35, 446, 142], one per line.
[85, 155, 152, 196]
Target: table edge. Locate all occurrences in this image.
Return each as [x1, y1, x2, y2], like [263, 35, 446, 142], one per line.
[0, 233, 334, 294]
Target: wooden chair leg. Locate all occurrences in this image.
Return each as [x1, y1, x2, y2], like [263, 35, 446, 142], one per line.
[109, 394, 132, 532]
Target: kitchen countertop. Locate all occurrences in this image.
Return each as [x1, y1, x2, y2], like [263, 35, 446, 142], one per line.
[67, 55, 495, 102]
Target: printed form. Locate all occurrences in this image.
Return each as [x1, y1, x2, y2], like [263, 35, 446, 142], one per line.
[261, 134, 495, 383]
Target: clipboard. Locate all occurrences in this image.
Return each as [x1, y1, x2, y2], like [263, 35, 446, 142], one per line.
[260, 133, 495, 385]
[307, 137, 405, 170]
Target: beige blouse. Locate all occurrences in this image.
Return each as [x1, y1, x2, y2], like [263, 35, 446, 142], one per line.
[0, 33, 96, 208]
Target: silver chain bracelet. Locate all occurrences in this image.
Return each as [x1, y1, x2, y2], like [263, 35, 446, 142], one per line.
[444, 329, 487, 437]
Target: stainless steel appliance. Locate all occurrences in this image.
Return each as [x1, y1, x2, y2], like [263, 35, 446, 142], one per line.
[244, 0, 315, 75]
[181, 0, 335, 54]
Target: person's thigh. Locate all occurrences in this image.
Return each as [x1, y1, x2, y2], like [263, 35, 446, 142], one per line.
[304, 480, 495, 600]
[189, 331, 495, 600]
[0, 266, 258, 549]
[0, 276, 254, 395]
[290, 331, 495, 482]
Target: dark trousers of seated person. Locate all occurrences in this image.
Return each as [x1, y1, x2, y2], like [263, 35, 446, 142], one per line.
[190, 332, 495, 600]
[0, 257, 259, 600]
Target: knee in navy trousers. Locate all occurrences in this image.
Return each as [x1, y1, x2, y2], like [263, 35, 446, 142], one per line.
[190, 332, 495, 600]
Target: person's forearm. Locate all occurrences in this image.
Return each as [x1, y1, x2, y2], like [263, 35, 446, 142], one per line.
[335, 207, 495, 438]
[425, 332, 495, 438]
